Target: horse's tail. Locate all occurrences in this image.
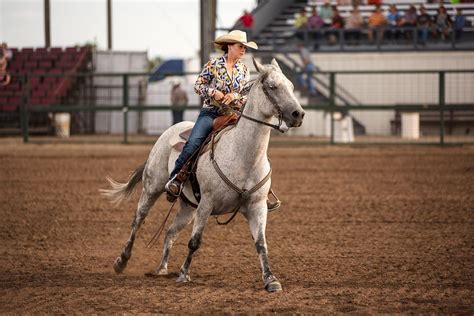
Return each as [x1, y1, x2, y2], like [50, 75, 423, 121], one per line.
[100, 162, 146, 206]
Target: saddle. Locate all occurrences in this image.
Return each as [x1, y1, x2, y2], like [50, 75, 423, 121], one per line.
[170, 113, 239, 207]
[171, 113, 238, 153]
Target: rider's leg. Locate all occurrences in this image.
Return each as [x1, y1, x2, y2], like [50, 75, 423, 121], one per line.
[166, 107, 219, 197]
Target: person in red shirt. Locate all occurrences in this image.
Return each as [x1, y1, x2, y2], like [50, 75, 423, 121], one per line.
[239, 10, 254, 28]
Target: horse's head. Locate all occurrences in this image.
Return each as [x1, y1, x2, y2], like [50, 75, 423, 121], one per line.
[252, 58, 305, 128]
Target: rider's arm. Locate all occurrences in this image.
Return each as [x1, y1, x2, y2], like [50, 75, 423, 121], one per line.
[194, 59, 215, 98]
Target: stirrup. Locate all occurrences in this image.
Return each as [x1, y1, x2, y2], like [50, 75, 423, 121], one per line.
[267, 199, 281, 212]
[267, 189, 281, 213]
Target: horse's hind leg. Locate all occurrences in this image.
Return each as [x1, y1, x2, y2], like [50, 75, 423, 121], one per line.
[176, 203, 213, 282]
[114, 188, 161, 273]
[145, 200, 195, 277]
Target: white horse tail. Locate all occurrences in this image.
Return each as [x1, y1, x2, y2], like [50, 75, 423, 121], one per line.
[100, 162, 146, 206]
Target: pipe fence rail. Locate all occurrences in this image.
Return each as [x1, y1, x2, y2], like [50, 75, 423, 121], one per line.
[1, 70, 472, 145]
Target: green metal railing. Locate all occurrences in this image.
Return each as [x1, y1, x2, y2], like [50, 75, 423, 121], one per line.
[13, 70, 474, 145]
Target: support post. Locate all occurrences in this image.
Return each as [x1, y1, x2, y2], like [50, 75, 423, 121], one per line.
[21, 75, 30, 143]
[123, 74, 129, 144]
[107, 0, 113, 50]
[200, 0, 216, 67]
[44, 0, 51, 48]
[439, 71, 445, 145]
[330, 72, 336, 145]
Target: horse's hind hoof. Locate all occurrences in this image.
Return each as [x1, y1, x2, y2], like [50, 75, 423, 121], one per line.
[113, 256, 128, 274]
[145, 268, 168, 278]
[264, 275, 282, 292]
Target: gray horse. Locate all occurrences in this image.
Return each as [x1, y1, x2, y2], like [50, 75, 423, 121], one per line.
[101, 58, 305, 292]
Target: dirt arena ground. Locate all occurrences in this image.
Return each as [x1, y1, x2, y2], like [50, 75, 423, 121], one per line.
[0, 138, 473, 314]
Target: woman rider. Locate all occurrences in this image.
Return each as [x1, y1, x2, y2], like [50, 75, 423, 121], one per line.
[165, 30, 280, 211]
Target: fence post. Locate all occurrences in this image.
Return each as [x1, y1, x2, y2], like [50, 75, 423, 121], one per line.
[439, 71, 445, 145]
[20, 74, 30, 143]
[330, 72, 336, 145]
[122, 74, 129, 144]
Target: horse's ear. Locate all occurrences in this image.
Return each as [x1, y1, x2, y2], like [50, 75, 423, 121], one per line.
[253, 58, 264, 73]
[271, 58, 282, 73]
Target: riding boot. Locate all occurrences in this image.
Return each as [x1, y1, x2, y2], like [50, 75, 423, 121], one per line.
[165, 169, 189, 202]
[165, 175, 183, 202]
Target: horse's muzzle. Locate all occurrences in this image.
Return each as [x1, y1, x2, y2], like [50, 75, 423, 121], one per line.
[285, 109, 305, 127]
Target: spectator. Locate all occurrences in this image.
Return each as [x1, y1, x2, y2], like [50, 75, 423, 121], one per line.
[238, 10, 254, 37]
[454, 8, 466, 40]
[417, 6, 432, 45]
[400, 5, 418, 39]
[294, 8, 309, 40]
[345, 6, 364, 43]
[308, 7, 324, 29]
[328, 6, 345, 44]
[319, 0, 333, 27]
[170, 82, 188, 125]
[368, 5, 388, 44]
[367, 0, 382, 6]
[386, 4, 402, 41]
[297, 42, 317, 96]
[0, 45, 11, 86]
[308, 7, 324, 46]
[1, 43, 13, 61]
[434, 6, 452, 40]
[337, 0, 352, 5]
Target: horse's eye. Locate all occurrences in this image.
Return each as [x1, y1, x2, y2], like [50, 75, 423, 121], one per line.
[269, 84, 277, 90]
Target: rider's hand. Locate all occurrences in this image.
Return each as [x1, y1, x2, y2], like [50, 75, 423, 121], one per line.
[213, 90, 225, 101]
[222, 93, 236, 105]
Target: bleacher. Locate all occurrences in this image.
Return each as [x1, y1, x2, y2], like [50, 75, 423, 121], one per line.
[251, 0, 474, 52]
[0, 46, 92, 132]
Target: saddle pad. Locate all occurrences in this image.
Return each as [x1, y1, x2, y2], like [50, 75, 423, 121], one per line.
[172, 127, 193, 152]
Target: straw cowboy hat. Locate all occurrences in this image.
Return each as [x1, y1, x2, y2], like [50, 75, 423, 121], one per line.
[214, 30, 258, 51]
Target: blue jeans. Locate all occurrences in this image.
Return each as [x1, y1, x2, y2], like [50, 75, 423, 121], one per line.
[298, 63, 317, 95]
[418, 27, 429, 44]
[170, 107, 220, 178]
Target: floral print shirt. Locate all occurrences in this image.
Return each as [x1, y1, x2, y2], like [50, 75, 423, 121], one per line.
[194, 54, 250, 110]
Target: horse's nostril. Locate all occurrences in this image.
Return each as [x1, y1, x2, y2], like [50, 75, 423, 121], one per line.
[301, 112, 305, 119]
[292, 111, 300, 119]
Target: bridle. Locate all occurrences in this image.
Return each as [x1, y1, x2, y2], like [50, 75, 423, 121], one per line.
[232, 72, 287, 133]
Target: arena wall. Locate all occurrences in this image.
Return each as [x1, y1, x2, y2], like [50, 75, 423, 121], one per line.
[284, 51, 474, 135]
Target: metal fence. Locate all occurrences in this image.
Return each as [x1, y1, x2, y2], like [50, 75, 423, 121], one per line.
[2, 70, 473, 145]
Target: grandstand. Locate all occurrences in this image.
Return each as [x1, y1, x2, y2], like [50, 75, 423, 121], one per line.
[246, 0, 474, 52]
[0, 46, 92, 133]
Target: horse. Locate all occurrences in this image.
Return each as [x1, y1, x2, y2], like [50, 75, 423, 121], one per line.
[101, 58, 305, 292]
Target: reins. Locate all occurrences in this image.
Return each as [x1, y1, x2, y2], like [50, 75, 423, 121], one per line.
[239, 111, 285, 133]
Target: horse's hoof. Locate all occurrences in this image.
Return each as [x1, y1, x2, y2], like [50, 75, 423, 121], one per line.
[176, 273, 191, 283]
[264, 275, 282, 292]
[144, 268, 168, 278]
[113, 256, 127, 274]
[266, 280, 282, 292]
[157, 268, 168, 275]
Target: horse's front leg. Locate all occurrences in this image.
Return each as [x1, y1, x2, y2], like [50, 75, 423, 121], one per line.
[246, 200, 282, 292]
[176, 202, 213, 283]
